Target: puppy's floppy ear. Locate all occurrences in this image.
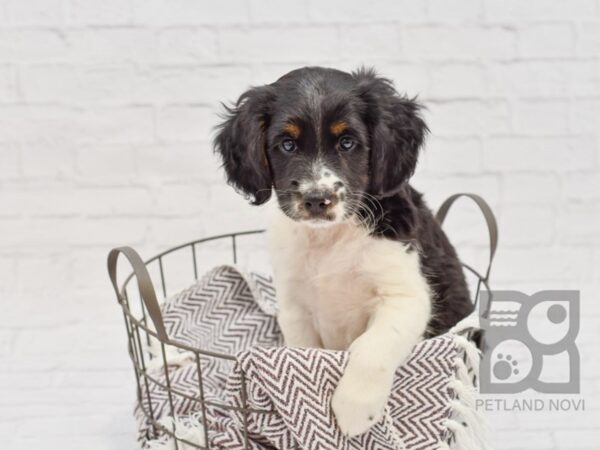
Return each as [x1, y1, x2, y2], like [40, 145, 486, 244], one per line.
[353, 68, 428, 198]
[213, 85, 276, 205]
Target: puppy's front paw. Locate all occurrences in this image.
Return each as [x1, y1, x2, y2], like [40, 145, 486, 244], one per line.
[331, 368, 390, 437]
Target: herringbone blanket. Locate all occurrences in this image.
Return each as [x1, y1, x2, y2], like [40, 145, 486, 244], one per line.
[135, 265, 483, 450]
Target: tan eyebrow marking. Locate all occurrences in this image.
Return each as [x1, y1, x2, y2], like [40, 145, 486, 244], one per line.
[284, 123, 301, 139]
[330, 120, 348, 136]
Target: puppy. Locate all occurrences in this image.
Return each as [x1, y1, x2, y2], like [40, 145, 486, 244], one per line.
[214, 67, 472, 437]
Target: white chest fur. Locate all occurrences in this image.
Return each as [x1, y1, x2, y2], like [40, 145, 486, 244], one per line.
[268, 209, 432, 437]
[268, 210, 431, 351]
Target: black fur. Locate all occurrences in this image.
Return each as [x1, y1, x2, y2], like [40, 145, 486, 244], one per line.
[353, 68, 428, 198]
[214, 85, 276, 205]
[366, 186, 474, 336]
[213, 66, 473, 336]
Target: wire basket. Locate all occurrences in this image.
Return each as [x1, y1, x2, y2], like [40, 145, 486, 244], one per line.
[107, 194, 497, 450]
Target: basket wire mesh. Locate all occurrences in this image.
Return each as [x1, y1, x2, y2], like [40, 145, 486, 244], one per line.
[108, 195, 496, 450]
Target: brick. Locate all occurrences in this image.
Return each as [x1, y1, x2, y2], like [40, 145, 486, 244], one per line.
[0, 257, 17, 295]
[557, 203, 600, 245]
[249, 0, 310, 23]
[488, 61, 599, 98]
[132, 0, 249, 25]
[499, 205, 556, 246]
[413, 173, 501, 211]
[157, 28, 218, 64]
[307, 0, 426, 23]
[555, 430, 600, 449]
[578, 22, 600, 57]
[251, 62, 319, 85]
[501, 173, 561, 205]
[0, 29, 70, 63]
[485, 410, 519, 430]
[2, 185, 154, 217]
[64, 28, 157, 65]
[340, 24, 400, 59]
[0, 217, 148, 249]
[13, 323, 92, 355]
[147, 217, 210, 248]
[0, 382, 131, 405]
[593, 253, 600, 283]
[427, 0, 483, 22]
[153, 182, 211, 216]
[131, 66, 253, 105]
[0, 106, 154, 144]
[570, 99, 600, 133]
[429, 63, 486, 98]
[489, 430, 555, 449]
[519, 24, 575, 58]
[134, 141, 221, 182]
[564, 173, 600, 202]
[12, 254, 73, 296]
[20, 64, 135, 104]
[370, 62, 431, 97]
[493, 246, 593, 283]
[402, 26, 517, 61]
[0, 106, 71, 143]
[580, 342, 600, 377]
[514, 100, 569, 135]
[0, 372, 54, 389]
[205, 183, 269, 231]
[11, 434, 134, 450]
[6, 0, 63, 25]
[426, 100, 511, 137]
[56, 369, 132, 388]
[75, 144, 137, 180]
[219, 26, 339, 62]
[156, 105, 215, 142]
[581, 310, 600, 340]
[0, 142, 20, 179]
[0, 64, 17, 102]
[66, 0, 131, 25]
[21, 141, 75, 179]
[19, 413, 131, 437]
[68, 249, 129, 291]
[483, 137, 595, 171]
[420, 136, 483, 174]
[66, 217, 150, 246]
[484, 0, 597, 21]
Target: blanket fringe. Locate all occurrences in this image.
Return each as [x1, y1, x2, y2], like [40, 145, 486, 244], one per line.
[439, 326, 491, 450]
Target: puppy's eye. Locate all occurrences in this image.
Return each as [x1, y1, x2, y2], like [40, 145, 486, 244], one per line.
[339, 136, 355, 151]
[280, 139, 297, 153]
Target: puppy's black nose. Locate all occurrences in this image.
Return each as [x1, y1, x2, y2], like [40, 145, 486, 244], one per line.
[304, 194, 332, 214]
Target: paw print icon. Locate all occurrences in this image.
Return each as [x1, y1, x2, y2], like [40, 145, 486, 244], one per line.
[494, 353, 520, 380]
[479, 290, 580, 394]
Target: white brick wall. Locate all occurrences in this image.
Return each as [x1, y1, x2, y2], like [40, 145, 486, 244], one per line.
[1, 1, 599, 449]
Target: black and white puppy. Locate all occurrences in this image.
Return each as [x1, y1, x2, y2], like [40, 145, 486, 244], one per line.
[214, 67, 472, 437]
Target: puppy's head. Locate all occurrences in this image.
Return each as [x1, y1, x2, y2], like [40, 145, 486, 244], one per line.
[214, 67, 427, 227]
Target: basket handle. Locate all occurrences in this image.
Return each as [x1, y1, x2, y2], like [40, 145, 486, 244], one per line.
[435, 193, 498, 282]
[107, 246, 169, 342]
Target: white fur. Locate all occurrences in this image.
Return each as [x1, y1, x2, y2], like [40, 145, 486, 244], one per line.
[268, 209, 431, 437]
[298, 163, 345, 193]
[296, 163, 347, 226]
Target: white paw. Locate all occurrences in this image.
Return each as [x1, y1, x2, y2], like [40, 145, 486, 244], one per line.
[331, 367, 391, 437]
